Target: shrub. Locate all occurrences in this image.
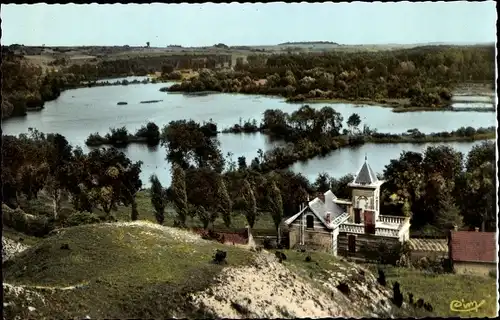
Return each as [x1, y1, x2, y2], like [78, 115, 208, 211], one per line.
[274, 251, 287, 263]
[213, 249, 227, 264]
[262, 237, 276, 249]
[377, 269, 387, 286]
[392, 281, 403, 308]
[2, 205, 52, 237]
[488, 269, 496, 279]
[65, 212, 101, 227]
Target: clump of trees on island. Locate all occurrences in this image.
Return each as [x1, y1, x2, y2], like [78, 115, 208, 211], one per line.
[2, 121, 496, 242]
[167, 45, 495, 110]
[85, 122, 161, 147]
[219, 106, 495, 170]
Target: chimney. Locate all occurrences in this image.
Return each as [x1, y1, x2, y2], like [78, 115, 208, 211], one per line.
[325, 213, 331, 224]
[475, 227, 479, 232]
[317, 192, 325, 203]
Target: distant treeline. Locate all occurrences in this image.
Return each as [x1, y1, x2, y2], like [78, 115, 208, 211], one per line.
[168, 45, 495, 109]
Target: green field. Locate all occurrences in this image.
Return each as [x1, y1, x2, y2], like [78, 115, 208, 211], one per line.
[364, 264, 498, 318]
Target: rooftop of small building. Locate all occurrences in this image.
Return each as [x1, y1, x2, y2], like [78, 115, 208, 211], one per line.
[348, 155, 384, 187]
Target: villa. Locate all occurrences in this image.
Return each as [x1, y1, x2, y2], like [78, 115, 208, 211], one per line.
[284, 156, 411, 258]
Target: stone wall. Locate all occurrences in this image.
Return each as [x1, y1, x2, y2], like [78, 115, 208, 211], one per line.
[337, 233, 400, 259]
[303, 230, 332, 252]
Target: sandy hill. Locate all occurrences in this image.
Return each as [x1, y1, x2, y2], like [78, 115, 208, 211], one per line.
[2, 221, 427, 319]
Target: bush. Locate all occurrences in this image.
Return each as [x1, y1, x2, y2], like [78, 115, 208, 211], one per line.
[65, 212, 101, 227]
[377, 269, 387, 286]
[2, 204, 52, 237]
[213, 249, 227, 264]
[392, 281, 403, 308]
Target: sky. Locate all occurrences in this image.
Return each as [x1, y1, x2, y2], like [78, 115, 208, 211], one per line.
[1, 2, 497, 47]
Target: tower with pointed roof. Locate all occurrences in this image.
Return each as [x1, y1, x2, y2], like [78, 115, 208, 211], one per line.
[347, 155, 384, 224]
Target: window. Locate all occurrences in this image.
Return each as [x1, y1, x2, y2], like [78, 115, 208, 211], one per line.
[306, 215, 314, 229]
[354, 208, 362, 224]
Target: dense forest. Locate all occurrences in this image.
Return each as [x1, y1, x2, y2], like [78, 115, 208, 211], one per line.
[2, 120, 495, 240]
[168, 45, 495, 109]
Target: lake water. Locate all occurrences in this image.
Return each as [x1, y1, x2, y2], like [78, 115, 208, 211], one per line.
[2, 77, 496, 187]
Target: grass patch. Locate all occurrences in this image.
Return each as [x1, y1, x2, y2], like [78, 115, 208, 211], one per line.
[363, 264, 497, 317]
[2, 222, 255, 319]
[2, 227, 41, 246]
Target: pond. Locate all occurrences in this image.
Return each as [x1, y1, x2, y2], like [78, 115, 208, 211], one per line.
[2, 77, 496, 187]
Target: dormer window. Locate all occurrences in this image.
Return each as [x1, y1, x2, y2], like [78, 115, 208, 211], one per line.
[306, 215, 314, 229]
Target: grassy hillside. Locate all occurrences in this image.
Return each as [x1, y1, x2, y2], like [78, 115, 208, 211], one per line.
[2, 221, 426, 319]
[2, 222, 255, 319]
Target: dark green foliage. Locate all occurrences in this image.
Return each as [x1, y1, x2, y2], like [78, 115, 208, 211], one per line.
[136, 122, 160, 145]
[105, 126, 129, 145]
[149, 174, 166, 224]
[160, 119, 225, 172]
[361, 242, 410, 265]
[131, 199, 139, 221]
[377, 269, 387, 286]
[212, 249, 227, 264]
[167, 45, 495, 109]
[392, 281, 403, 308]
[64, 212, 101, 227]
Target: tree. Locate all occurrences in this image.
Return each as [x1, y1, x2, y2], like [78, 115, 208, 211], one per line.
[465, 161, 495, 231]
[45, 174, 63, 220]
[314, 172, 331, 192]
[215, 175, 232, 228]
[194, 205, 211, 229]
[170, 164, 189, 227]
[423, 173, 463, 230]
[241, 179, 258, 228]
[150, 174, 166, 224]
[346, 113, 361, 135]
[160, 120, 225, 172]
[131, 198, 139, 221]
[265, 179, 284, 239]
[75, 148, 143, 218]
[146, 41, 150, 48]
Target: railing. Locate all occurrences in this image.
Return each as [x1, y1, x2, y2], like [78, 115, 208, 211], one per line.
[331, 212, 349, 226]
[375, 227, 399, 237]
[339, 223, 365, 234]
[378, 215, 407, 225]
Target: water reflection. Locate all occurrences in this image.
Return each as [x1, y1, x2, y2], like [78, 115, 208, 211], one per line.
[1, 78, 496, 187]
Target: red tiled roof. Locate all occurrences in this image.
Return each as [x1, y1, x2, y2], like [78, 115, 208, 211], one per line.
[450, 231, 497, 263]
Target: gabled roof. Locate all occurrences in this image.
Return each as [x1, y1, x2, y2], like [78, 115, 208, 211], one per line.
[284, 190, 345, 229]
[450, 231, 496, 263]
[352, 157, 379, 186]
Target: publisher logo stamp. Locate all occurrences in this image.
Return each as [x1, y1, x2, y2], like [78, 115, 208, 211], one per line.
[450, 299, 485, 313]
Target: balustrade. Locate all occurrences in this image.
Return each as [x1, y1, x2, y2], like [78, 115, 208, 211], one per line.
[378, 215, 406, 225]
[375, 227, 399, 237]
